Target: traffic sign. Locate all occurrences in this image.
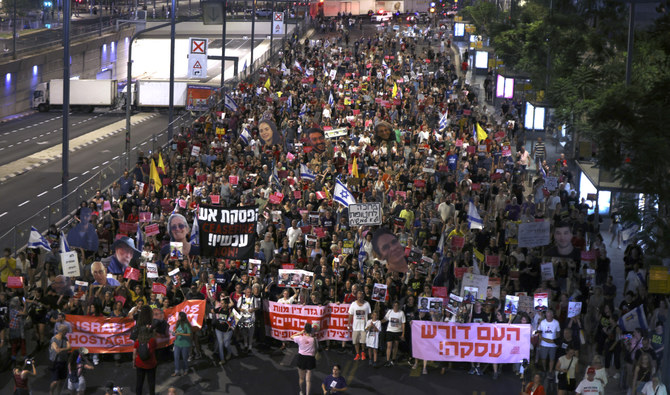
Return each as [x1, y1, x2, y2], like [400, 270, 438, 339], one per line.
[188, 54, 208, 78]
[272, 12, 285, 35]
[190, 38, 208, 55]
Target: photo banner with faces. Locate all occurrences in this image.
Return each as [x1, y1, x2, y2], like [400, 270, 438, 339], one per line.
[198, 205, 259, 260]
[278, 269, 314, 289]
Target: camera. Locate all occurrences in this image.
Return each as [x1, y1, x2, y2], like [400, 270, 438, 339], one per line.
[25, 358, 34, 365]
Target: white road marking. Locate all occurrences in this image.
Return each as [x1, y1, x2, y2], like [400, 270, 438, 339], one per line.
[102, 161, 109, 165]
[31, 136, 37, 140]
[53, 183, 62, 189]
[8, 145, 13, 148]
[82, 170, 89, 175]
[18, 200, 30, 207]
[69, 176, 78, 182]
[92, 166, 99, 170]
[112, 155, 119, 160]
[0, 212, 6, 218]
[37, 191, 48, 197]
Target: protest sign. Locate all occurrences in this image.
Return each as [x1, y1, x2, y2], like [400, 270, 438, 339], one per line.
[60, 251, 81, 278]
[123, 267, 141, 281]
[145, 223, 160, 237]
[169, 242, 183, 259]
[568, 301, 582, 318]
[348, 202, 382, 226]
[229, 175, 239, 186]
[114, 295, 126, 305]
[152, 283, 167, 295]
[419, 297, 444, 313]
[139, 212, 151, 223]
[581, 250, 597, 261]
[518, 296, 534, 314]
[518, 221, 551, 248]
[146, 263, 158, 279]
[324, 128, 348, 138]
[372, 284, 387, 302]
[210, 195, 220, 204]
[485, 255, 500, 267]
[191, 145, 201, 156]
[278, 269, 314, 288]
[119, 222, 135, 234]
[249, 259, 261, 277]
[540, 262, 554, 281]
[411, 321, 531, 363]
[265, 301, 351, 341]
[461, 273, 489, 302]
[534, 293, 548, 311]
[446, 294, 463, 315]
[454, 267, 468, 279]
[545, 176, 558, 191]
[504, 295, 519, 315]
[618, 305, 648, 332]
[103, 201, 111, 211]
[198, 205, 258, 260]
[65, 300, 205, 354]
[451, 236, 465, 250]
[7, 276, 23, 288]
[432, 286, 448, 304]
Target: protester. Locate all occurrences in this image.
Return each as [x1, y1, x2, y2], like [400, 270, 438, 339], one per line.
[322, 364, 348, 394]
[292, 323, 317, 395]
[12, 358, 36, 395]
[133, 326, 157, 395]
[171, 312, 192, 376]
[575, 367, 604, 395]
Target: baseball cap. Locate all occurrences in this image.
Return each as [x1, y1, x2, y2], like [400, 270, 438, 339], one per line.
[587, 367, 596, 375]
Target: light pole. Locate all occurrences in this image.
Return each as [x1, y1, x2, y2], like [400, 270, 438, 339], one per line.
[221, 0, 227, 88]
[168, 0, 175, 141]
[250, 0, 256, 75]
[62, 0, 71, 216]
[12, 0, 17, 59]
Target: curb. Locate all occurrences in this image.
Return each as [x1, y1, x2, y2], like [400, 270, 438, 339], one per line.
[0, 114, 156, 183]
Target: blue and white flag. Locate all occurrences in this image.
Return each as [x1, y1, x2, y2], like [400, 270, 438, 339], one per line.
[294, 60, 302, 72]
[334, 178, 356, 207]
[436, 231, 445, 255]
[618, 305, 648, 332]
[28, 226, 51, 251]
[299, 102, 308, 117]
[281, 62, 287, 73]
[382, 60, 388, 69]
[190, 216, 199, 246]
[358, 238, 367, 274]
[305, 68, 313, 77]
[540, 164, 547, 179]
[243, 60, 247, 71]
[136, 222, 144, 251]
[438, 110, 449, 131]
[224, 94, 238, 112]
[59, 231, 70, 254]
[328, 92, 334, 106]
[385, 67, 391, 80]
[287, 95, 293, 109]
[240, 128, 251, 145]
[300, 163, 316, 181]
[467, 201, 484, 230]
[270, 162, 281, 189]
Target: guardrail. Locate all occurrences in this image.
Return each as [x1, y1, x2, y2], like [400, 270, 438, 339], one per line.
[0, 15, 310, 255]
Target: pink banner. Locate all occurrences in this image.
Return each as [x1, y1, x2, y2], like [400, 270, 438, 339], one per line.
[264, 301, 351, 341]
[411, 321, 531, 363]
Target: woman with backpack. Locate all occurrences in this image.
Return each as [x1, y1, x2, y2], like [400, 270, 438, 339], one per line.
[67, 347, 94, 395]
[133, 326, 157, 395]
[172, 312, 192, 376]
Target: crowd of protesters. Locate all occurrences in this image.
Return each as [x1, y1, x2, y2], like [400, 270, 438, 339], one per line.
[0, 12, 668, 395]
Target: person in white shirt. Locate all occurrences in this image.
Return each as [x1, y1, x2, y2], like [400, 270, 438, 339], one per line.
[382, 301, 405, 367]
[537, 309, 561, 374]
[365, 312, 381, 367]
[641, 373, 668, 395]
[575, 367, 604, 395]
[347, 291, 371, 361]
[286, 220, 302, 249]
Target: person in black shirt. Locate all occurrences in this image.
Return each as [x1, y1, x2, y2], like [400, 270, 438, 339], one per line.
[469, 302, 488, 375]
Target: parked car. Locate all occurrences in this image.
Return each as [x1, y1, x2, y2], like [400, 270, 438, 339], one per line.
[256, 8, 272, 17]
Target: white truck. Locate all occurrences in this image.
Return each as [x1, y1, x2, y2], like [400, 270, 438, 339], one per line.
[32, 79, 118, 112]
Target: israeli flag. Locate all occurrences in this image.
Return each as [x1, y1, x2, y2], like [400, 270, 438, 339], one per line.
[358, 238, 367, 274]
[438, 110, 449, 131]
[467, 201, 484, 230]
[382, 60, 388, 69]
[619, 305, 648, 332]
[287, 95, 293, 109]
[28, 226, 51, 251]
[299, 102, 308, 117]
[305, 68, 313, 77]
[240, 128, 251, 145]
[271, 163, 281, 189]
[59, 231, 70, 254]
[328, 92, 334, 106]
[540, 164, 547, 179]
[281, 62, 287, 73]
[294, 60, 302, 72]
[224, 94, 238, 112]
[436, 232, 445, 255]
[190, 216, 199, 246]
[334, 178, 356, 207]
[385, 67, 391, 79]
[300, 164, 316, 181]
[136, 222, 144, 251]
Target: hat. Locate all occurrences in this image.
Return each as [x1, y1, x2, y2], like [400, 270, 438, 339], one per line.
[79, 347, 89, 355]
[587, 367, 596, 375]
[112, 236, 141, 254]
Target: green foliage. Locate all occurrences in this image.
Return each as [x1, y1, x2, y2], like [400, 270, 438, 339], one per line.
[460, 2, 499, 36]
[0, 0, 43, 18]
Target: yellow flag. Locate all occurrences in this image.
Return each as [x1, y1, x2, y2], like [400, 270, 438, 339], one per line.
[150, 159, 161, 192]
[473, 248, 484, 262]
[476, 123, 488, 142]
[392, 82, 398, 98]
[352, 157, 359, 178]
[157, 153, 166, 174]
[264, 77, 271, 90]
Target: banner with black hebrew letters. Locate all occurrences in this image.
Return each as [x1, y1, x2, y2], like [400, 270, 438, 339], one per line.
[517, 221, 551, 248]
[198, 204, 258, 259]
[348, 202, 383, 226]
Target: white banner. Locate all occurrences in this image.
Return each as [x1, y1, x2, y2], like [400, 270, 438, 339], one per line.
[348, 202, 382, 226]
[518, 221, 551, 248]
[324, 128, 348, 139]
[61, 251, 80, 278]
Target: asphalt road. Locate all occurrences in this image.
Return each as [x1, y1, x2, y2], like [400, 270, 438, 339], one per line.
[0, 110, 126, 166]
[0, 111, 195, 248]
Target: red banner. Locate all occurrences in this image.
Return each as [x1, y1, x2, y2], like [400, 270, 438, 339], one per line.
[7, 276, 23, 288]
[264, 301, 351, 341]
[152, 283, 167, 295]
[65, 300, 205, 354]
[485, 255, 500, 267]
[145, 223, 160, 237]
[124, 267, 140, 281]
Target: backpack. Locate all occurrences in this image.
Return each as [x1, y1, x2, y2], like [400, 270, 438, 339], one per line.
[137, 341, 151, 361]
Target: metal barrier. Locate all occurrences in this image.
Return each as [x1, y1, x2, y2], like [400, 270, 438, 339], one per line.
[0, 110, 194, 253]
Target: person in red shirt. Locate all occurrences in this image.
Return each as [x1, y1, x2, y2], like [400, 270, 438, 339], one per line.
[133, 326, 157, 395]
